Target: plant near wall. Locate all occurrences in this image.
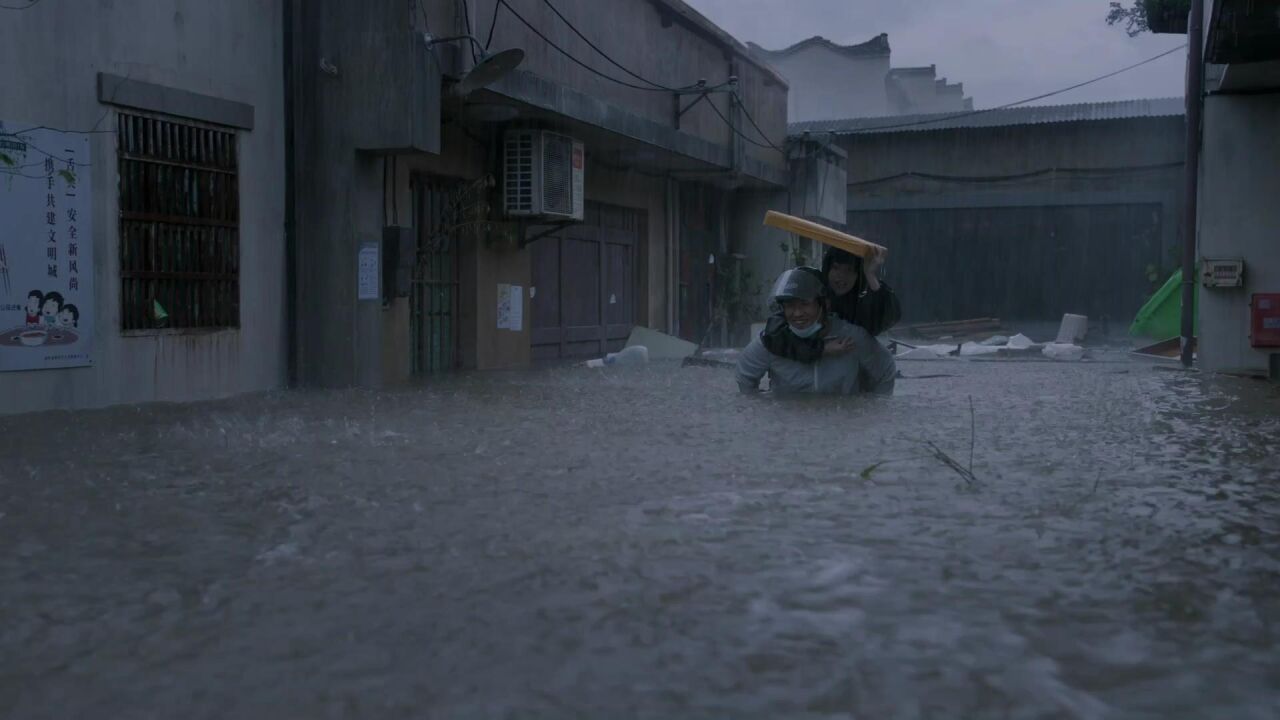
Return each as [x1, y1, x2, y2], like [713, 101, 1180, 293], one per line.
[713, 256, 764, 346]
[779, 240, 808, 268]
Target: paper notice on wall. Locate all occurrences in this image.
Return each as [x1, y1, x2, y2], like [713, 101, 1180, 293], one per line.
[497, 284, 511, 329]
[0, 124, 94, 372]
[508, 285, 523, 331]
[497, 283, 523, 331]
[357, 243, 379, 300]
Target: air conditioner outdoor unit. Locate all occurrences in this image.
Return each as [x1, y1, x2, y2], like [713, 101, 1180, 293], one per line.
[503, 129, 584, 221]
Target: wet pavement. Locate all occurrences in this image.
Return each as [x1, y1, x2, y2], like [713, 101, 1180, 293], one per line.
[2, 356, 1279, 719]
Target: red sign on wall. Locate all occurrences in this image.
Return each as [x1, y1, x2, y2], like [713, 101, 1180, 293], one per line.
[1250, 293, 1280, 347]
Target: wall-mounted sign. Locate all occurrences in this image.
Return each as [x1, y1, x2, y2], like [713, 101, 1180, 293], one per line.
[1201, 258, 1244, 288]
[0, 124, 93, 372]
[1250, 293, 1280, 348]
[497, 283, 523, 331]
[357, 242, 380, 300]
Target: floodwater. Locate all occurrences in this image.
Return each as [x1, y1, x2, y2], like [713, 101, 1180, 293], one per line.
[2, 357, 1278, 719]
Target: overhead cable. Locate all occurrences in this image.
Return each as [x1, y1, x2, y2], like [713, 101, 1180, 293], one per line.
[843, 44, 1188, 134]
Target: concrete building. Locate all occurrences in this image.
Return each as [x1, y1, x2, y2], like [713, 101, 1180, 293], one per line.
[747, 34, 971, 122]
[1148, 0, 1280, 375]
[0, 0, 790, 415]
[289, 0, 788, 384]
[0, 1, 287, 415]
[781, 99, 1187, 328]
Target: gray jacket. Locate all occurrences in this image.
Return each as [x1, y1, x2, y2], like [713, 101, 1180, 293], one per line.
[735, 317, 897, 395]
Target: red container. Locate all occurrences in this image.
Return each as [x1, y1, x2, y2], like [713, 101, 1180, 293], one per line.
[1250, 293, 1280, 347]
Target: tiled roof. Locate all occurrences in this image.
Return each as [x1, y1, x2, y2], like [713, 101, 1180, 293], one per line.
[748, 33, 890, 60]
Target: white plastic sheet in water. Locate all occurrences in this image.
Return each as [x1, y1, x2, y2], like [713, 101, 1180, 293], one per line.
[1042, 343, 1086, 361]
[1007, 333, 1038, 350]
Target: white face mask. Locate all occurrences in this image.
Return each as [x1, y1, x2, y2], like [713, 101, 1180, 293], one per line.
[789, 321, 823, 339]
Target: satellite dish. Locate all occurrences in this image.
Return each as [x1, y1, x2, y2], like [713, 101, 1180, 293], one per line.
[455, 48, 525, 97]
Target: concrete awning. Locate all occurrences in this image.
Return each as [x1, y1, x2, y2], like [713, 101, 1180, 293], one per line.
[471, 69, 788, 189]
[1205, 0, 1280, 93]
[1207, 0, 1280, 65]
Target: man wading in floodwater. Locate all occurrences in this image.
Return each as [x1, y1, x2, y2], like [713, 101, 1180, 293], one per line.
[759, 246, 901, 362]
[736, 267, 897, 395]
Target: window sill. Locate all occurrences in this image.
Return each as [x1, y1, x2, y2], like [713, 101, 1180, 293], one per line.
[120, 327, 239, 338]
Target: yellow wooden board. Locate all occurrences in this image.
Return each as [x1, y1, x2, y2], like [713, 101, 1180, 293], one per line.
[762, 210, 886, 260]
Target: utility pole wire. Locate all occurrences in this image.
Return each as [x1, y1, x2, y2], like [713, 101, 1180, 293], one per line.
[844, 44, 1188, 134]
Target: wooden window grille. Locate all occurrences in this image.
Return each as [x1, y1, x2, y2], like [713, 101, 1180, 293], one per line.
[117, 112, 239, 330]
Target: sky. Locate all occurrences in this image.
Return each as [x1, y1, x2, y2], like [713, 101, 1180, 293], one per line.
[683, 0, 1189, 109]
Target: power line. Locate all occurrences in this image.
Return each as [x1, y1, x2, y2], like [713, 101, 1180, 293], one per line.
[457, 0, 479, 63]
[0, 69, 126, 168]
[2, 126, 113, 136]
[0, 158, 52, 170]
[484, 0, 500, 50]
[705, 95, 782, 153]
[732, 90, 784, 152]
[9, 143, 91, 166]
[496, 0, 783, 151]
[0, 130, 93, 166]
[495, 0, 671, 92]
[538, 0, 781, 148]
[414, 0, 431, 35]
[540, 0, 689, 92]
[0, 168, 59, 180]
[0, 0, 46, 9]
[845, 44, 1188, 134]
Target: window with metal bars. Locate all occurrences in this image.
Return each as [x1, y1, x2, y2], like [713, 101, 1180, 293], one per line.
[117, 112, 240, 331]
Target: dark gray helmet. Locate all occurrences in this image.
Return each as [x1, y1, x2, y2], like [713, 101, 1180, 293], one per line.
[771, 266, 826, 304]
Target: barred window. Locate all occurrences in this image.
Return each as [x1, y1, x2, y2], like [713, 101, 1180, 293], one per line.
[117, 112, 239, 330]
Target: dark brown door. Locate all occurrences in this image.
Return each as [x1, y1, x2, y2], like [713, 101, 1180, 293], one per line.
[677, 183, 721, 344]
[531, 203, 639, 361]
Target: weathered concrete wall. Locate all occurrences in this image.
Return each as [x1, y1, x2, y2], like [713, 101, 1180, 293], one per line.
[0, 0, 285, 415]
[474, 0, 788, 180]
[585, 164, 669, 332]
[472, 241, 532, 370]
[790, 140, 847, 225]
[730, 188, 790, 325]
[1198, 93, 1280, 373]
[295, 0, 785, 383]
[395, 136, 672, 372]
[291, 0, 442, 389]
[761, 46, 891, 122]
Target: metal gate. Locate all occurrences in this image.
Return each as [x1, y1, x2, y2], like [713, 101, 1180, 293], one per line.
[410, 178, 463, 376]
[847, 203, 1164, 323]
[530, 202, 640, 361]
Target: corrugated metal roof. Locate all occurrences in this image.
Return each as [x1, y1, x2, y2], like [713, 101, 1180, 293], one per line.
[789, 97, 1185, 135]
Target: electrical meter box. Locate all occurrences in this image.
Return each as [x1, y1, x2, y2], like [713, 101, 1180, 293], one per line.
[1201, 258, 1244, 288]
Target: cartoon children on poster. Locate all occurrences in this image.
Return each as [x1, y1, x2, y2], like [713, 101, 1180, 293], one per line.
[1, 288, 80, 348]
[0, 124, 92, 370]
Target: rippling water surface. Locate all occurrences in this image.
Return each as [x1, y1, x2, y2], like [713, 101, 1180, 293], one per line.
[2, 359, 1278, 719]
